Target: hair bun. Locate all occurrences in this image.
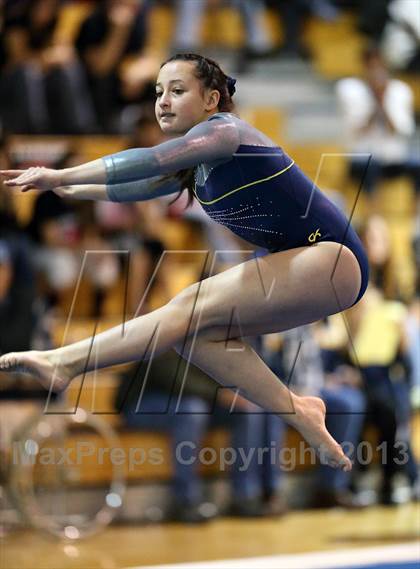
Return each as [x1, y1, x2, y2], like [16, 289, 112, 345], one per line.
[226, 76, 237, 96]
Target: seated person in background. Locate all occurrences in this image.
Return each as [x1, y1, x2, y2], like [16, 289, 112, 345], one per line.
[93, 110, 171, 315]
[115, 347, 286, 523]
[0, 208, 36, 357]
[358, 215, 397, 299]
[347, 214, 418, 503]
[406, 231, 420, 410]
[266, 0, 340, 61]
[314, 321, 368, 508]
[0, 0, 95, 134]
[75, 0, 159, 133]
[349, 278, 418, 504]
[336, 44, 418, 198]
[0, 138, 36, 356]
[262, 323, 366, 509]
[172, 0, 272, 57]
[26, 151, 121, 317]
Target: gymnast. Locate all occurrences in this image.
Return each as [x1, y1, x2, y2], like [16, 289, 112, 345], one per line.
[0, 53, 369, 470]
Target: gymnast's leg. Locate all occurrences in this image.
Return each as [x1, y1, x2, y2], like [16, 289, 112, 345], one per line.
[0, 242, 361, 468]
[173, 331, 351, 470]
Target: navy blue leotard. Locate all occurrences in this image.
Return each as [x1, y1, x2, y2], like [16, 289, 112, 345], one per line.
[193, 144, 369, 305]
[104, 112, 369, 306]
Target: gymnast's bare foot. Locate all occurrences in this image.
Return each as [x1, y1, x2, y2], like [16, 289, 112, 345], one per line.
[289, 395, 352, 471]
[0, 350, 74, 392]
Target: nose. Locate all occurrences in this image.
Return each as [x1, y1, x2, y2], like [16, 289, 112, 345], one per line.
[159, 91, 170, 109]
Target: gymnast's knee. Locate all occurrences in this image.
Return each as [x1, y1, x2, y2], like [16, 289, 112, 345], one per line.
[167, 281, 222, 331]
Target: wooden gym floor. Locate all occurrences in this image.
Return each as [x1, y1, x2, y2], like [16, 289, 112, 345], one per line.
[2, 502, 419, 569]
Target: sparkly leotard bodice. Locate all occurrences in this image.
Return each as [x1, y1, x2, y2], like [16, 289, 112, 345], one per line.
[193, 144, 360, 256]
[193, 145, 293, 251]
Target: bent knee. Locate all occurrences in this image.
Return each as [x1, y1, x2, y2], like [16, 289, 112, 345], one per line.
[167, 281, 223, 331]
[168, 282, 201, 310]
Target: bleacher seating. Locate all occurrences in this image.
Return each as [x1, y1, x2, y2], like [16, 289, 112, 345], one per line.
[45, 373, 418, 486]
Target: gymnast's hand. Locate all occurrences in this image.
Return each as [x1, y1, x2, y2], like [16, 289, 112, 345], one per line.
[0, 167, 62, 192]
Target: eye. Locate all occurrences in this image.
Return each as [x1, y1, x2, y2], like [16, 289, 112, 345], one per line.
[173, 89, 184, 95]
[155, 91, 162, 98]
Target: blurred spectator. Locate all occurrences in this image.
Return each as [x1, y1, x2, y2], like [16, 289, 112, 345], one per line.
[93, 109, 171, 314]
[359, 215, 396, 298]
[349, 280, 418, 504]
[382, 0, 420, 72]
[172, 0, 339, 71]
[346, 215, 419, 502]
[26, 189, 80, 307]
[408, 218, 420, 407]
[77, 201, 125, 318]
[336, 44, 419, 197]
[0, 138, 36, 356]
[93, 195, 170, 315]
[25, 151, 121, 317]
[0, 203, 36, 356]
[262, 323, 366, 509]
[128, 106, 168, 148]
[75, 0, 158, 133]
[405, 289, 420, 412]
[265, 0, 340, 62]
[173, 1, 273, 64]
[0, 0, 96, 133]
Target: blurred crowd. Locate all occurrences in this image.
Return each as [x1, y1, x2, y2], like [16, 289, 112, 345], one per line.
[0, 0, 419, 134]
[0, 0, 419, 524]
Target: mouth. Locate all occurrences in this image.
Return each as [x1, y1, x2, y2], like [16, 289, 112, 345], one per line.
[160, 113, 175, 120]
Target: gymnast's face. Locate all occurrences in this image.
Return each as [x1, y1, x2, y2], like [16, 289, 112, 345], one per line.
[155, 61, 220, 135]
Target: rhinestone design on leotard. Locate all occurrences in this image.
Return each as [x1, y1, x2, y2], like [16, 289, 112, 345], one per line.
[205, 203, 283, 236]
[192, 146, 298, 250]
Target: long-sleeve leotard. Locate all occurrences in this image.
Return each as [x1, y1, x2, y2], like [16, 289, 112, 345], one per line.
[104, 114, 240, 182]
[103, 112, 274, 202]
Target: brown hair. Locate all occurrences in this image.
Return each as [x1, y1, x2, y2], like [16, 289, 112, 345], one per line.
[159, 53, 236, 207]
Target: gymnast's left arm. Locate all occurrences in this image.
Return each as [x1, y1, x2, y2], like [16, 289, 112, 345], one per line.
[0, 115, 240, 191]
[101, 114, 240, 185]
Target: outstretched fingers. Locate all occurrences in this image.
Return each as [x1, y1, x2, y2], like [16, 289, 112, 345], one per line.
[0, 170, 26, 184]
[3, 169, 38, 186]
[0, 169, 26, 176]
[0, 167, 60, 191]
[1, 170, 38, 192]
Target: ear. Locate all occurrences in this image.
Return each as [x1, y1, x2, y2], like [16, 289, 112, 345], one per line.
[204, 89, 220, 112]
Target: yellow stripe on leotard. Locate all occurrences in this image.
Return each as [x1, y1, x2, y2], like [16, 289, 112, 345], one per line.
[193, 160, 295, 206]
